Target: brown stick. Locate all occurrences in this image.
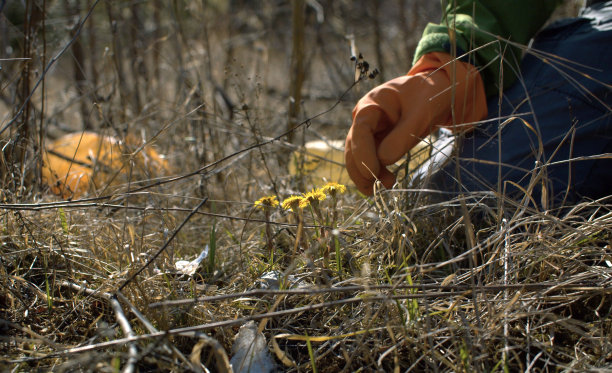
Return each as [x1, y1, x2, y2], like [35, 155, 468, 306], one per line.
[287, 0, 306, 144]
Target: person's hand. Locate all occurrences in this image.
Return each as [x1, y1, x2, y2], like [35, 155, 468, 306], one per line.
[344, 52, 488, 195]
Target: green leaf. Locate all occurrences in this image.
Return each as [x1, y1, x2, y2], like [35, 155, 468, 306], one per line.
[58, 208, 69, 234]
[208, 222, 217, 275]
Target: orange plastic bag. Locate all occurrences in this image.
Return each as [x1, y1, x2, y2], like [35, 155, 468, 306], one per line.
[42, 132, 169, 199]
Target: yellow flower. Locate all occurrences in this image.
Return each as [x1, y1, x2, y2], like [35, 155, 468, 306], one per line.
[300, 188, 326, 208]
[321, 182, 346, 197]
[254, 195, 279, 209]
[281, 196, 304, 212]
[298, 198, 310, 209]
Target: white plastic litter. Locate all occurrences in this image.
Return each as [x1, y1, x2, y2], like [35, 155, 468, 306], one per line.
[175, 245, 209, 276]
[230, 321, 275, 373]
[256, 271, 307, 290]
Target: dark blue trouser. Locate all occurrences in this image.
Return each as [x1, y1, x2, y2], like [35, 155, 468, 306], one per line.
[422, 3, 612, 208]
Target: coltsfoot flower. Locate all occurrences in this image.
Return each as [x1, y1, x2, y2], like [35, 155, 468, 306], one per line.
[254, 195, 279, 209]
[300, 188, 326, 209]
[282, 196, 305, 212]
[321, 182, 346, 197]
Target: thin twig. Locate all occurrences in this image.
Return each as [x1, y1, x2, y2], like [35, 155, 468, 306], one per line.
[0, 319, 63, 350]
[118, 197, 208, 291]
[148, 282, 611, 308]
[115, 291, 193, 369]
[109, 295, 138, 373]
[59, 281, 194, 370]
[16, 282, 611, 362]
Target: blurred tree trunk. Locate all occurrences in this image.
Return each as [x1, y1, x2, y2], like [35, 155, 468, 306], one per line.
[152, 0, 162, 97]
[87, 0, 99, 101]
[398, 0, 419, 65]
[169, 0, 186, 106]
[128, 1, 145, 110]
[64, 0, 92, 130]
[3, 0, 43, 199]
[106, 0, 131, 128]
[287, 0, 305, 144]
[15, 0, 35, 195]
[36, 0, 47, 189]
[371, 1, 384, 83]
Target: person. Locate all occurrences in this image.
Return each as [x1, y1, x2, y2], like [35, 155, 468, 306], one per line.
[344, 0, 612, 208]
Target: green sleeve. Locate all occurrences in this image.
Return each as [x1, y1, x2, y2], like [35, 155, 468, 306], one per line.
[413, 0, 563, 96]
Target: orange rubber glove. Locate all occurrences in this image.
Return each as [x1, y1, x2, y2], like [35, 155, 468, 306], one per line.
[345, 52, 488, 195]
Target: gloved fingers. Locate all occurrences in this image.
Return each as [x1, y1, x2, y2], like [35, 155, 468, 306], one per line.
[344, 137, 376, 195]
[377, 123, 431, 166]
[348, 107, 385, 180]
[378, 166, 396, 191]
[376, 72, 449, 165]
[345, 137, 396, 196]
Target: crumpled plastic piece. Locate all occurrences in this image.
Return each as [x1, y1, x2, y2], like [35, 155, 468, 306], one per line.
[175, 246, 209, 276]
[230, 321, 276, 373]
[255, 271, 309, 290]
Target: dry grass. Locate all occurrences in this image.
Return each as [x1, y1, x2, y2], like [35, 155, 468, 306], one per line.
[1, 1, 611, 372]
[3, 181, 612, 372]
